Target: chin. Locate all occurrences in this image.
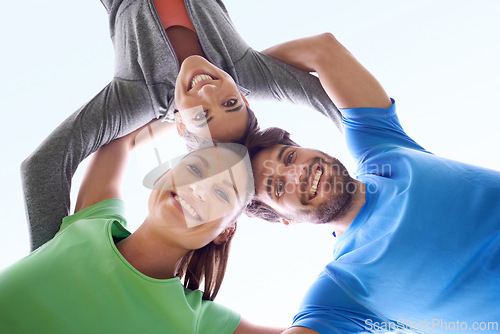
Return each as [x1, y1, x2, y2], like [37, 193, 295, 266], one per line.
[182, 55, 209, 65]
[313, 191, 353, 224]
[179, 56, 214, 79]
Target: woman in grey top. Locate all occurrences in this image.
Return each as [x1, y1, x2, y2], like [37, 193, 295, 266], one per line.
[21, 0, 341, 251]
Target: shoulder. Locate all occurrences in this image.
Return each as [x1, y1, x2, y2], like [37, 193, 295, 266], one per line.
[341, 98, 397, 127]
[182, 288, 241, 334]
[342, 99, 428, 160]
[292, 270, 380, 333]
[59, 199, 127, 235]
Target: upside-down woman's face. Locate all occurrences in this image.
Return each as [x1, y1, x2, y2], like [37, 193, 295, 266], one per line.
[174, 56, 249, 142]
[148, 146, 250, 250]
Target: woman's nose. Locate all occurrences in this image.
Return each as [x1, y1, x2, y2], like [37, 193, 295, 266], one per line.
[189, 180, 210, 201]
[197, 84, 217, 101]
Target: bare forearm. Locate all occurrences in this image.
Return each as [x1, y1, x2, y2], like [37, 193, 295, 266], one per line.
[262, 36, 323, 73]
[74, 119, 169, 212]
[263, 33, 391, 109]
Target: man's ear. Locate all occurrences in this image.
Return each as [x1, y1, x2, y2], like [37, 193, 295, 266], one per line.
[278, 218, 297, 226]
[213, 225, 236, 245]
[174, 112, 186, 137]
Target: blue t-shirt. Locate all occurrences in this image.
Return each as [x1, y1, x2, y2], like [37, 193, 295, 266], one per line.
[292, 100, 500, 334]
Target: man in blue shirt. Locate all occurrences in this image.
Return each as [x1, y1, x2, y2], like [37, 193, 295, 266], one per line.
[247, 33, 500, 333]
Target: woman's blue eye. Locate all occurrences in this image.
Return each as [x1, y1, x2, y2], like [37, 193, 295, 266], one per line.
[276, 180, 284, 198]
[222, 99, 237, 107]
[188, 164, 203, 178]
[193, 110, 208, 122]
[285, 152, 294, 165]
[215, 189, 230, 203]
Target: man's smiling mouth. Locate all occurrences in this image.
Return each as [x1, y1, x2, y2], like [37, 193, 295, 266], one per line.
[309, 165, 323, 200]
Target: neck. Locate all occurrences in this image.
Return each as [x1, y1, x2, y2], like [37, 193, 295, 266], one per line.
[330, 180, 366, 236]
[116, 218, 187, 279]
[165, 26, 204, 65]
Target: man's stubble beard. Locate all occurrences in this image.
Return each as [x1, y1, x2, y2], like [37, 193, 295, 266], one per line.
[306, 157, 356, 224]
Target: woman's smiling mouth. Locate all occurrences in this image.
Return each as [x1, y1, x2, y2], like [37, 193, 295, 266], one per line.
[173, 193, 202, 221]
[188, 73, 217, 90]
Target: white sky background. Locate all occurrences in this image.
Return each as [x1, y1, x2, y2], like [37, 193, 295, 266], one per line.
[1, 0, 499, 328]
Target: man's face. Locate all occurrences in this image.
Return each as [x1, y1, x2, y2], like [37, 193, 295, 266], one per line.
[252, 145, 356, 224]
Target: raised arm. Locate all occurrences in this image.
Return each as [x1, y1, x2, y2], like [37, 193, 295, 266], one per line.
[262, 33, 392, 110]
[234, 50, 344, 130]
[74, 119, 173, 213]
[20, 81, 157, 251]
[73, 129, 135, 213]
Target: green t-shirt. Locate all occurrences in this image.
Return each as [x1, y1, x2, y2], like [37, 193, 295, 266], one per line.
[0, 199, 240, 334]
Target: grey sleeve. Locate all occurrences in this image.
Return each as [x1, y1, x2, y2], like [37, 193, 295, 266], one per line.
[20, 79, 156, 251]
[235, 49, 343, 131]
[185, 0, 342, 129]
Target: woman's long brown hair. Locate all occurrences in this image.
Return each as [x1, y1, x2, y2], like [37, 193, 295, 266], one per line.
[176, 223, 237, 301]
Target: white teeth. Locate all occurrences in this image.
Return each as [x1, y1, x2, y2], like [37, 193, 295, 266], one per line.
[189, 74, 213, 89]
[309, 168, 323, 198]
[174, 195, 201, 220]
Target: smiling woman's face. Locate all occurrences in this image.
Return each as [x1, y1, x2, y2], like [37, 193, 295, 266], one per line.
[174, 56, 249, 142]
[148, 145, 252, 250]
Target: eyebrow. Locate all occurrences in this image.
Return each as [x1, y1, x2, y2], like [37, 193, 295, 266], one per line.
[265, 145, 291, 199]
[196, 104, 243, 127]
[197, 116, 214, 128]
[226, 104, 243, 113]
[277, 145, 290, 161]
[192, 154, 209, 168]
[266, 177, 273, 199]
[223, 179, 233, 189]
[227, 167, 241, 205]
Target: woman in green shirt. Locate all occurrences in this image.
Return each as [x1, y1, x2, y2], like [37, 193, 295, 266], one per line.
[0, 124, 284, 333]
